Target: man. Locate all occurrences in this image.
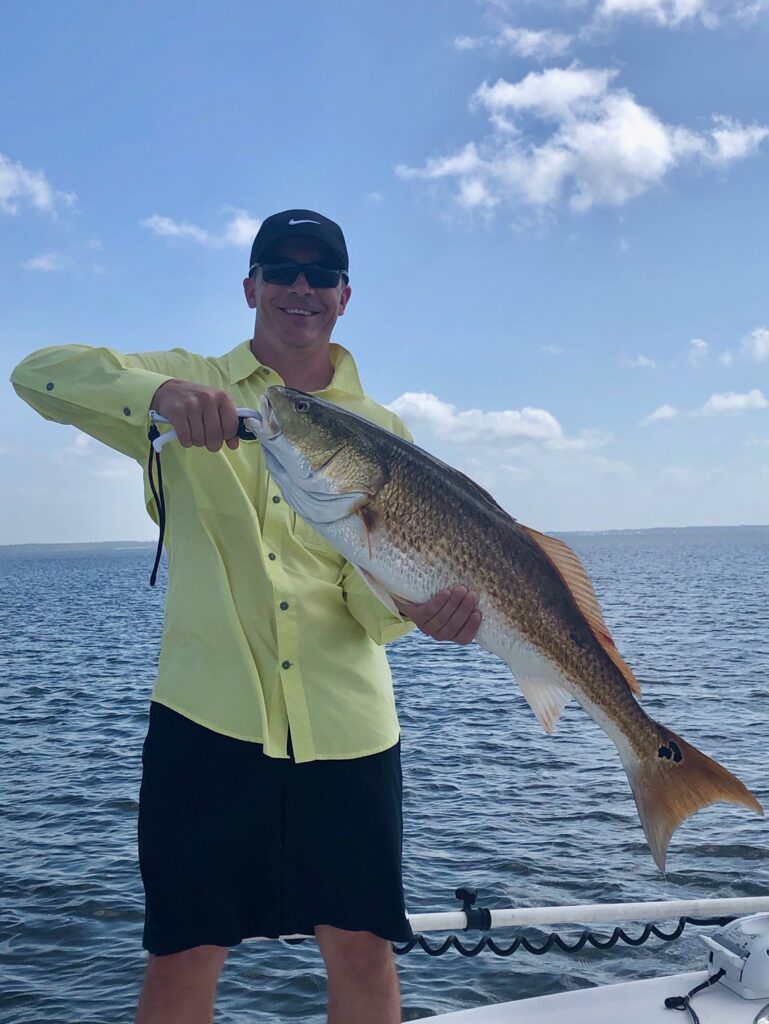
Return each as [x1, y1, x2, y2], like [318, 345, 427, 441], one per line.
[11, 209, 481, 1024]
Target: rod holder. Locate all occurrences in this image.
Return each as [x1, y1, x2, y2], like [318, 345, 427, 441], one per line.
[455, 887, 492, 931]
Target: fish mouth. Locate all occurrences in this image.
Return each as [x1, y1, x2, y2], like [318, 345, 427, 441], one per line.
[258, 393, 283, 440]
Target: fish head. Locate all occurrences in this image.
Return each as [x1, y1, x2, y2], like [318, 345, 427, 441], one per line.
[252, 386, 388, 523]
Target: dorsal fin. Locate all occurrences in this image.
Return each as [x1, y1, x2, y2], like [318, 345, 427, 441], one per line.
[522, 526, 642, 699]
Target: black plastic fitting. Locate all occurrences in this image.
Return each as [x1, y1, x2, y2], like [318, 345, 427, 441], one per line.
[455, 887, 492, 931]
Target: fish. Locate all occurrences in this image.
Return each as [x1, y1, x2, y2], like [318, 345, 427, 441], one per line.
[247, 387, 763, 870]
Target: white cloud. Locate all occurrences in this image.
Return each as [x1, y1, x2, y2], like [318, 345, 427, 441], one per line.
[22, 252, 64, 272]
[596, 0, 716, 26]
[141, 214, 210, 243]
[397, 142, 482, 181]
[735, 1, 769, 19]
[60, 433, 98, 459]
[661, 465, 727, 485]
[381, 389, 629, 525]
[220, 208, 261, 246]
[702, 116, 769, 165]
[454, 34, 485, 50]
[688, 337, 709, 366]
[140, 208, 261, 248]
[577, 452, 633, 475]
[541, 344, 563, 355]
[386, 390, 610, 451]
[595, 0, 769, 25]
[554, 428, 614, 451]
[0, 153, 77, 216]
[622, 354, 656, 368]
[499, 26, 574, 58]
[719, 350, 734, 366]
[475, 67, 616, 122]
[457, 177, 499, 209]
[455, 26, 573, 59]
[57, 433, 133, 479]
[501, 464, 534, 481]
[643, 404, 679, 424]
[387, 391, 563, 443]
[699, 389, 768, 415]
[22, 244, 107, 275]
[397, 66, 769, 215]
[741, 327, 769, 363]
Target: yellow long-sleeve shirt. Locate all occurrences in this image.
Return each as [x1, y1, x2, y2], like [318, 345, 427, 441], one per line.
[11, 339, 414, 762]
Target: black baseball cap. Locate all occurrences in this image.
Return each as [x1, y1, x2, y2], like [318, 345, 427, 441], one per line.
[249, 209, 349, 275]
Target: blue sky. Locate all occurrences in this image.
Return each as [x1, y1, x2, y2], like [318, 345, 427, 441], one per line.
[2, 0, 768, 543]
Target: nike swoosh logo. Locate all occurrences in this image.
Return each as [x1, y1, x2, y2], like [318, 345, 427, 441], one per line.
[288, 218, 321, 225]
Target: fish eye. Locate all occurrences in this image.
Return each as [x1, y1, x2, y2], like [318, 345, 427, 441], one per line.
[294, 400, 310, 413]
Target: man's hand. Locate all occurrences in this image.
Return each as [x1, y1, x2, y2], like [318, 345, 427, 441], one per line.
[152, 380, 241, 452]
[395, 585, 481, 645]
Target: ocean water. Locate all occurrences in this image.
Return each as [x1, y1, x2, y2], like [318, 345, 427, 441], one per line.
[1, 526, 767, 1023]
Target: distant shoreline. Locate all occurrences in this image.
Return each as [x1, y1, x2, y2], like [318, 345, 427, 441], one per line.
[0, 540, 156, 553]
[1, 524, 767, 553]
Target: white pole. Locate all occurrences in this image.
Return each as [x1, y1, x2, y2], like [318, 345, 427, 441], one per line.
[407, 896, 769, 934]
[250, 896, 769, 943]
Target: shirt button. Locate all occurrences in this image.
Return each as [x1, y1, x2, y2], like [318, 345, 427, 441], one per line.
[46, 382, 54, 391]
[272, 496, 281, 504]
[281, 660, 291, 670]
[279, 601, 289, 610]
[268, 553, 276, 561]
[123, 407, 131, 417]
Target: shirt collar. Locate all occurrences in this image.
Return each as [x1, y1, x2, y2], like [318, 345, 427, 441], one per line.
[224, 340, 365, 398]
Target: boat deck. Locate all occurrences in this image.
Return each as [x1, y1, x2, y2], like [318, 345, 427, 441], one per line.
[424, 971, 766, 1022]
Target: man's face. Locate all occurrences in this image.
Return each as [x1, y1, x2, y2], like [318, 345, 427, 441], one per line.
[243, 237, 351, 350]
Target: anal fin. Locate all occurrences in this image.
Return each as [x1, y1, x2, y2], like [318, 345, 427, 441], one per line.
[515, 673, 573, 734]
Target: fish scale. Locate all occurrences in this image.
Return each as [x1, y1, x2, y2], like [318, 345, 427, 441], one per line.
[252, 385, 763, 870]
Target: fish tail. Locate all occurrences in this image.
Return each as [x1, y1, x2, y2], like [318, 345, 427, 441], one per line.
[625, 722, 763, 871]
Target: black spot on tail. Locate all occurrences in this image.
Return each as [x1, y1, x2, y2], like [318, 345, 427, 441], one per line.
[658, 740, 683, 763]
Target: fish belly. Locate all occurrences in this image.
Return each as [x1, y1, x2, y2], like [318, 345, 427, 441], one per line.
[319, 514, 451, 604]
[319, 513, 581, 734]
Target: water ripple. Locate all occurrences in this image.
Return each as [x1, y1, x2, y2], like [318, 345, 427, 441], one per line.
[1, 529, 768, 1022]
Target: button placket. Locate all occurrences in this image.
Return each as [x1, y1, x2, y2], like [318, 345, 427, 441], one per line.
[262, 473, 301, 749]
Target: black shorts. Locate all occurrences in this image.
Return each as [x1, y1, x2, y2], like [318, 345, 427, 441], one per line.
[138, 703, 412, 956]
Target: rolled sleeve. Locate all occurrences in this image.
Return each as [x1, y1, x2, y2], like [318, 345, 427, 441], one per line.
[340, 562, 414, 646]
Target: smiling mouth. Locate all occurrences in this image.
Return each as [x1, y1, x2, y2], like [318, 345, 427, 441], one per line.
[280, 306, 319, 317]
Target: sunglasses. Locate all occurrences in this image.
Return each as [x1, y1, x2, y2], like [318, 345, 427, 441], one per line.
[253, 261, 348, 289]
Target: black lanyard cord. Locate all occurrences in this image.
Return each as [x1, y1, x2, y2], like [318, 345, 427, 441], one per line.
[147, 426, 167, 587]
[664, 968, 726, 1024]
